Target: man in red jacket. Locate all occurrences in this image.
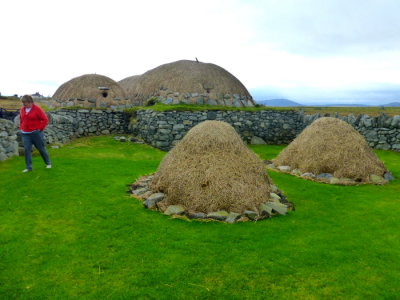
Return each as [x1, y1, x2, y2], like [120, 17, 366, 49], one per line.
[20, 95, 51, 172]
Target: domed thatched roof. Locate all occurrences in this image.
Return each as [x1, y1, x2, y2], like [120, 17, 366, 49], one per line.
[273, 117, 390, 184]
[149, 121, 281, 214]
[119, 60, 255, 107]
[52, 74, 127, 108]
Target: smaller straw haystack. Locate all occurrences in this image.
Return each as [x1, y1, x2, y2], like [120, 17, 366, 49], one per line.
[132, 120, 293, 222]
[272, 117, 392, 184]
[52, 74, 128, 108]
[119, 60, 255, 107]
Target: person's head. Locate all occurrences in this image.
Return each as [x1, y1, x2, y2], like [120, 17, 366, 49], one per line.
[21, 95, 34, 108]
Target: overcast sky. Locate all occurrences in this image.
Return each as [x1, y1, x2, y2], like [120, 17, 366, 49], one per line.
[1, 0, 400, 104]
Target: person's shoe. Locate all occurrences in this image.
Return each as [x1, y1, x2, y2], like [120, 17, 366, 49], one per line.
[22, 169, 32, 173]
[46, 165, 52, 169]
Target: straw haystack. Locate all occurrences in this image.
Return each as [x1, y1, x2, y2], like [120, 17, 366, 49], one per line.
[119, 60, 255, 107]
[272, 117, 391, 184]
[52, 74, 127, 108]
[147, 120, 287, 216]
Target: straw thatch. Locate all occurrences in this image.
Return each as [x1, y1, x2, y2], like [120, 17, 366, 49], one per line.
[273, 117, 388, 183]
[119, 60, 255, 106]
[150, 120, 276, 213]
[52, 74, 127, 107]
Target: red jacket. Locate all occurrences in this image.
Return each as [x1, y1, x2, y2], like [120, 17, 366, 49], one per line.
[20, 104, 49, 132]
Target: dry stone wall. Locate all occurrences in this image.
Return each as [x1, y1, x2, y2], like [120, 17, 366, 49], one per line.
[46, 109, 127, 143]
[0, 119, 18, 161]
[134, 110, 304, 150]
[134, 110, 400, 151]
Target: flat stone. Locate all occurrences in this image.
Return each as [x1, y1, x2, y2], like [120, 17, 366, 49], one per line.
[244, 210, 258, 220]
[339, 178, 356, 185]
[147, 192, 165, 203]
[269, 192, 281, 202]
[207, 211, 229, 221]
[132, 187, 148, 196]
[301, 172, 316, 178]
[317, 173, 333, 179]
[250, 136, 266, 145]
[187, 212, 207, 219]
[259, 203, 273, 216]
[291, 169, 302, 176]
[329, 177, 340, 184]
[266, 202, 287, 215]
[144, 193, 165, 208]
[278, 165, 291, 172]
[226, 212, 241, 223]
[164, 205, 185, 216]
[370, 174, 386, 184]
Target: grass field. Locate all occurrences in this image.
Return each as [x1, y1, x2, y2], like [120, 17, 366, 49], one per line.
[1, 136, 400, 299]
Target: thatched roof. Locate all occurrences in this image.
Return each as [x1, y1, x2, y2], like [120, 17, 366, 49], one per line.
[273, 117, 389, 183]
[52, 74, 127, 107]
[118, 60, 255, 106]
[150, 120, 277, 213]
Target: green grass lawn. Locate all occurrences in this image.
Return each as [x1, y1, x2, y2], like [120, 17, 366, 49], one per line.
[1, 136, 400, 299]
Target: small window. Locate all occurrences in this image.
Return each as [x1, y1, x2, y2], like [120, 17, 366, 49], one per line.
[102, 92, 108, 98]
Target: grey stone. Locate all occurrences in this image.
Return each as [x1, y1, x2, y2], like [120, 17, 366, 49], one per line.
[173, 124, 185, 130]
[250, 136, 266, 145]
[196, 97, 204, 105]
[259, 203, 273, 216]
[370, 174, 386, 184]
[266, 202, 288, 215]
[207, 111, 217, 120]
[291, 169, 302, 176]
[317, 173, 333, 179]
[390, 115, 400, 128]
[384, 172, 394, 181]
[269, 193, 281, 202]
[143, 193, 165, 209]
[278, 165, 291, 172]
[164, 205, 185, 216]
[301, 172, 316, 178]
[207, 211, 229, 221]
[226, 212, 241, 223]
[244, 210, 258, 220]
[0, 152, 7, 161]
[132, 187, 148, 196]
[187, 212, 206, 219]
[329, 177, 340, 184]
[162, 98, 173, 104]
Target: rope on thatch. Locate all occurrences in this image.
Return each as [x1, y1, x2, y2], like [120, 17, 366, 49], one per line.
[273, 117, 388, 183]
[150, 120, 277, 213]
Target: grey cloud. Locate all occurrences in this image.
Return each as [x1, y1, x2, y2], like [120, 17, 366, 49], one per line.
[255, 0, 400, 55]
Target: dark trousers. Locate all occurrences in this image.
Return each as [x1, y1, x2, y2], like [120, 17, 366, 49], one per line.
[22, 131, 51, 170]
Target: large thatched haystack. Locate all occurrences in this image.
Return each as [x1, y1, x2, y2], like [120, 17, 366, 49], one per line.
[149, 121, 281, 214]
[52, 74, 127, 108]
[119, 60, 255, 107]
[273, 117, 391, 184]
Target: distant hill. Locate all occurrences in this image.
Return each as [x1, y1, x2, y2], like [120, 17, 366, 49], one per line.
[382, 102, 400, 107]
[321, 103, 370, 107]
[257, 99, 303, 106]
